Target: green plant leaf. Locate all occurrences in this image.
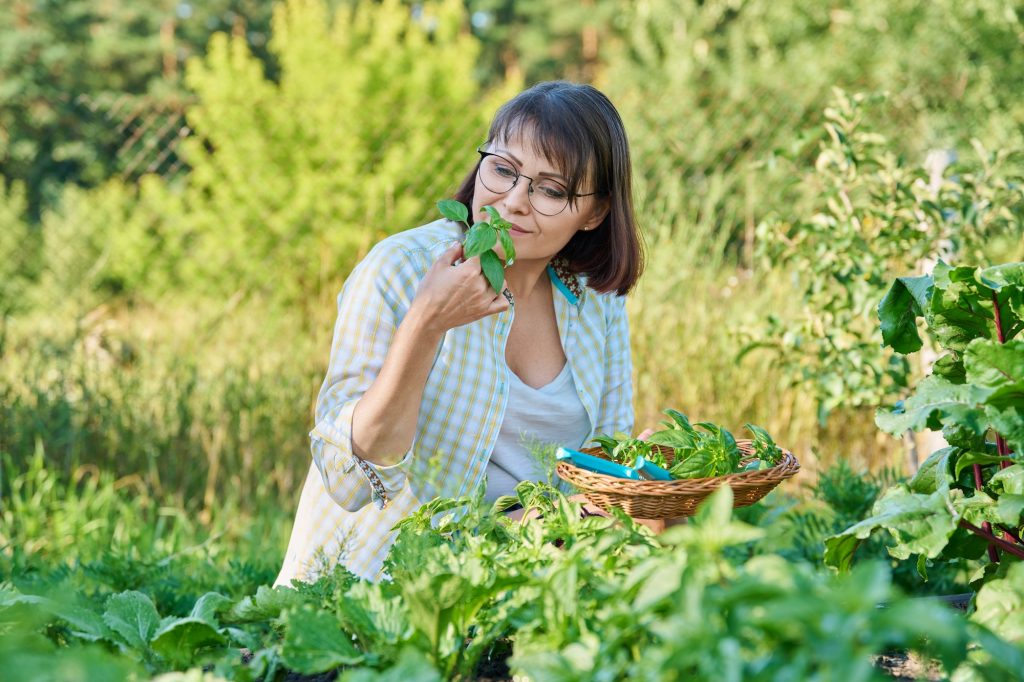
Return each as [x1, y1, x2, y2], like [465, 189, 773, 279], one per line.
[953, 451, 1012, 480]
[965, 339, 1024, 408]
[498, 227, 516, 265]
[986, 406, 1024, 454]
[745, 423, 783, 464]
[46, 600, 112, 643]
[281, 607, 363, 674]
[189, 592, 233, 626]
[151, 617, 226, 666]
[339, 647, 442, 682]
[970, 562, 1024, 644]
[462, 223, 496, 258]
[102, 591, 160, 651]
[908, 447, 956, 494]
[928, 262, 999, 352]
[977, 262, 1024, 291]
[647, 429, 697, 450]
[878, 274, 931, 353]
[482, 205, 504, 226]
[224, 585, 302, 623]
[988, 464, 1024, 495]
[875, 376, 990, 437]
[669, 450, 711, 479]
[933, 353, 967, 383]
[824, 486, 958, 571]
[437, 199, 468, 224]
[479, 250, 505, 294]
[663, 409, 697, 433]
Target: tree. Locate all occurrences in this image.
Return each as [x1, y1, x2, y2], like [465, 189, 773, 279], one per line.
[159, 0, 518, 308]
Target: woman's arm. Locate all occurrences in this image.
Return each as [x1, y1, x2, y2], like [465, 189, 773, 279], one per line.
[350, 243, 509, 466]
[311, 241, 508, 511]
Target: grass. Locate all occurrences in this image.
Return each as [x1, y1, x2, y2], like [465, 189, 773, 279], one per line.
[0, 204, 912, 526]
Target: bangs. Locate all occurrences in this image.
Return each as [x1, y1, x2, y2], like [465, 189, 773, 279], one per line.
[486, 96, 603, 203]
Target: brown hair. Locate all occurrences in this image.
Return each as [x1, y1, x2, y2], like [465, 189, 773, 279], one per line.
[453, 81, 644, 296]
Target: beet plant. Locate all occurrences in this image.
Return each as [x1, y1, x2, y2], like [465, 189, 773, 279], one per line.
[826, 262, 1023, 610]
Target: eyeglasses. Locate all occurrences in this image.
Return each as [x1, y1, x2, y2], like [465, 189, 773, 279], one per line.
[476, 149, 603, 216]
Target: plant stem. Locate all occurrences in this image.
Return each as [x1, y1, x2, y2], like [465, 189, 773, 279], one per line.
[960, 520, 1024, 560]
[992, 290, 1007, 344]
[971, 462, 1001, 562]
[987, 288, 1012, 465]
[989, 291, 1013, 549]
[996, 524, 1023, 546]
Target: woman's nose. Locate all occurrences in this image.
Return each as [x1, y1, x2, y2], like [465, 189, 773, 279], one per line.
[503, 178, 532, 214]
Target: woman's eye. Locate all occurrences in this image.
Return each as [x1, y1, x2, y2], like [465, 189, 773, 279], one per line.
[538, 184, 568, 199]
[494, 164, 517, 178]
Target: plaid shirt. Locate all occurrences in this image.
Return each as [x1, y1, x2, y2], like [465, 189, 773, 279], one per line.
[275, 219, 634, 583]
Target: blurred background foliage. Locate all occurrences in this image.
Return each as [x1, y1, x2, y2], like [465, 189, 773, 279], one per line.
[1, 0, 1023, 563]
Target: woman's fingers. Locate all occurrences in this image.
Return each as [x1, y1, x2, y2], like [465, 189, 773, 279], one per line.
[439, 242, 463, 266]
[637, 428, 655, 441]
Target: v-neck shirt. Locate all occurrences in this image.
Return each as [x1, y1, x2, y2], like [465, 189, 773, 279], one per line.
[484, 361, 591, 502]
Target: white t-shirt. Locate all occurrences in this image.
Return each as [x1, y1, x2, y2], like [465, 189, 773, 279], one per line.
[484, 362, 592, 502]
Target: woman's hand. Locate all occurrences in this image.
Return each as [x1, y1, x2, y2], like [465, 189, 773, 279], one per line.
[409, 243, 510, 335]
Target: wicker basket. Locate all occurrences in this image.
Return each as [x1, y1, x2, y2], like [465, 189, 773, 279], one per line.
[556, 439, 800, 519]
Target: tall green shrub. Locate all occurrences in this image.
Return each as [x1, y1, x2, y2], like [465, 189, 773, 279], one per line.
[173, 0, 516, 306]
[604, 0, 1024, 253]
[746, 91, 1024, 421]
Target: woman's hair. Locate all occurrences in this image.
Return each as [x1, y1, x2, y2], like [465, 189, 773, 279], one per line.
[453, 81, 644, 296]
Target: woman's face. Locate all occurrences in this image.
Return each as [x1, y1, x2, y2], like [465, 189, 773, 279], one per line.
[471, 136, 608, 265]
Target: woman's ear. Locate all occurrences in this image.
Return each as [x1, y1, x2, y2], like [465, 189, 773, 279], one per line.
[583, 197, 610, 231]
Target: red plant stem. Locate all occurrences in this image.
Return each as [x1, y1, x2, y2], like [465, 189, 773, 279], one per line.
[972, 462, 1001, 562]
[989, 290, 1013, 552]
[997, 524, 1023, 545]
[993, 290, 1007, 344]
[990, 292, 1010, 469]
[960, 521, 1024, 560]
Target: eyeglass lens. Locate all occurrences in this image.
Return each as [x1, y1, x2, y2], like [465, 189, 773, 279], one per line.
[478, 155, 571, 216]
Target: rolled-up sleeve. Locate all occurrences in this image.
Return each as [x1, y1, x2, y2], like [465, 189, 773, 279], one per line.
[309, 241, 421, 512]
[593, 294, 634, 437]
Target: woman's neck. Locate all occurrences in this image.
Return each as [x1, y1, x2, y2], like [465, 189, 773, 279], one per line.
[503, 259, 551, 305]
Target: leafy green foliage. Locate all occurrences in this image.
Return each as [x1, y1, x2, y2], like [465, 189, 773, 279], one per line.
[281, 607, 364, 673]
[438, 199, 515, 294]
[591, 435, 666, 468]
[5, 475, 1023, 681]
[609, 410, 785, 478]
[747, 91, 1024, 421]
[827, 261, 1024, 604]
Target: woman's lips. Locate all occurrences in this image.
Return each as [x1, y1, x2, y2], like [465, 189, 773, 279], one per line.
[509, 225, 531, 236]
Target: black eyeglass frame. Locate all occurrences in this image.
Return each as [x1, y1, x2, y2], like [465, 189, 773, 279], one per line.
[475, 149, 605, 217]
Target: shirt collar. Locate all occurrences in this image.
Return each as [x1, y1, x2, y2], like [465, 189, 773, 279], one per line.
[547, 256, 585, 308]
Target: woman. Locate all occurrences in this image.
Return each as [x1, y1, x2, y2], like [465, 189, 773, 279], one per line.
[275, 81, 644, 585]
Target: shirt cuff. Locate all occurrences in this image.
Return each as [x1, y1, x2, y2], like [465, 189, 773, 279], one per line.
[309, 400, 414, 511]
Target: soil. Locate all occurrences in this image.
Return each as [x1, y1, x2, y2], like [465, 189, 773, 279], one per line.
[874, 651, 944, 681]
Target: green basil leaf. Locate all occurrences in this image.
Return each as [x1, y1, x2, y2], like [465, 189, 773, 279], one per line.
[498, 228, 516, 265]
[463, 224, 497, 259]
[437, 199, 468, 224]
[479, 250, 505, 294]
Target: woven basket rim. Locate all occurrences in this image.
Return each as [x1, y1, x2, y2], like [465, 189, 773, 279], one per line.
[559, 439, 799, 494]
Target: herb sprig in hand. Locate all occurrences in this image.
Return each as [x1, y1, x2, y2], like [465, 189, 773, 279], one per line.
[438, 199, 516, 294]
